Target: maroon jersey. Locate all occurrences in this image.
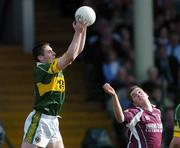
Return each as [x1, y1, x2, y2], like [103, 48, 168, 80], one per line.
[124, 107, 162, 148]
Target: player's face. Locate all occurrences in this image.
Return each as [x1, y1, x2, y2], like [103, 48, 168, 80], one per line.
[130, 87, 149, 106]
[41, 45, 56, 63]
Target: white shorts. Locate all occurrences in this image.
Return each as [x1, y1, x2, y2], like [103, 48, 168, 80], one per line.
[23, 110, 62, 147]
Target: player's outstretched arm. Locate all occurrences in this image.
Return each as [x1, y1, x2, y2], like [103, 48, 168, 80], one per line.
[78, 26, 87, 54]
[103, 83, 125, 123]
[57, 20, 87, 70]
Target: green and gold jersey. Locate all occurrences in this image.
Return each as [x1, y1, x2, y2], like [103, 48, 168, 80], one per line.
[173, 104, 180, 137]
[33, 59, 65, 116]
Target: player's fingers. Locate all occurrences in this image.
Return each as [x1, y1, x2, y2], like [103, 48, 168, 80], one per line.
[102, 86, 107, 91]
[80, 20, 88, 26]
[103, 83, 108, 89]
[103, 85, 109, 92]
[77, 22, 85, 29]
[84, 22, 88, 26]
[104, 84, 115, 94]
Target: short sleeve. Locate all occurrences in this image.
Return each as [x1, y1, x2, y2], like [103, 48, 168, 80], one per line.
[124, 108, 139, 124]
[47, 58, 60, 74]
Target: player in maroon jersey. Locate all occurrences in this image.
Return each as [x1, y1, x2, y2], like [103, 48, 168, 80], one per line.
[103, 83, 163, 148]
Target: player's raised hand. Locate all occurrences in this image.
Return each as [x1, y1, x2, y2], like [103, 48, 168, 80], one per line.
[103, 83, 116, 97]
[73, 21, 86, 33]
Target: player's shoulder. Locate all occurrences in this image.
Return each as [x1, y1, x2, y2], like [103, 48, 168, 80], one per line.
[124, 107, 141, 114]
[35, 62, 50, 73]
[152, 105, 161, 113]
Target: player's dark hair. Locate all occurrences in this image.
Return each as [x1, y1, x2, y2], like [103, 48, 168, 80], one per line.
[32, 42, 49, 62]
[128, 85, 140, 102]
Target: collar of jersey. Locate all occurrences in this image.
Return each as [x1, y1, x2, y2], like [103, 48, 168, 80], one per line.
[36, 62, 43, 66]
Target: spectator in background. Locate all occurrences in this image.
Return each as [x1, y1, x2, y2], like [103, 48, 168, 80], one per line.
[166, 33, 180, 64]
[156, 27, 169, 48]
[102, 49, 121, 84]
[119, 27, 131, 42]
[84, 18, 121, 100]
[112, 66, 129, 90]
[141, 66, 161, 96]
[85, 17, 121, 68]
[118, 40, 133, 63]
[155, 46, 177, 84]
[151, 86, 165, 111]
[154, 13, 166, 36]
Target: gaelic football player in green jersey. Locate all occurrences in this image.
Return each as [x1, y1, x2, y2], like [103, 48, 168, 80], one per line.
[170, 104, 180, 148]
[21, 20, 87, 148]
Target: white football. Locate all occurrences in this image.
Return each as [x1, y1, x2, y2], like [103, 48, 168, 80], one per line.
[75, 6, 96, 26]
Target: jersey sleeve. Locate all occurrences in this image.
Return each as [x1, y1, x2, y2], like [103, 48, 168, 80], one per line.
[123, 108, 139, 124]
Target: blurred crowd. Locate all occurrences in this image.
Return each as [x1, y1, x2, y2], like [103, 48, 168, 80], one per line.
[59, 0, 180, 147]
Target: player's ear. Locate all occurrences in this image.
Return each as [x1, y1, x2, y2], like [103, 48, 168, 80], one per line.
[37, 55, 44, 62]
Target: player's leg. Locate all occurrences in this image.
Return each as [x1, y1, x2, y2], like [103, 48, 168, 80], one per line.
[22, 111, 50, 148]
[46, 139, 64, 148]
[21, 140, 38, 148]
[46, 123, 64, 148]
[21, 111, 40, 148]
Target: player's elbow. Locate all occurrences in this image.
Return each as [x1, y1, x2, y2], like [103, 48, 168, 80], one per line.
[115, 114, 124, 123]
[66, 54, 77, 63]
[68, 56, 75, 63]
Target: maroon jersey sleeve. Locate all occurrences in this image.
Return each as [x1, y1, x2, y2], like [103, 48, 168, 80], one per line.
[123, 108, 140, 124]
